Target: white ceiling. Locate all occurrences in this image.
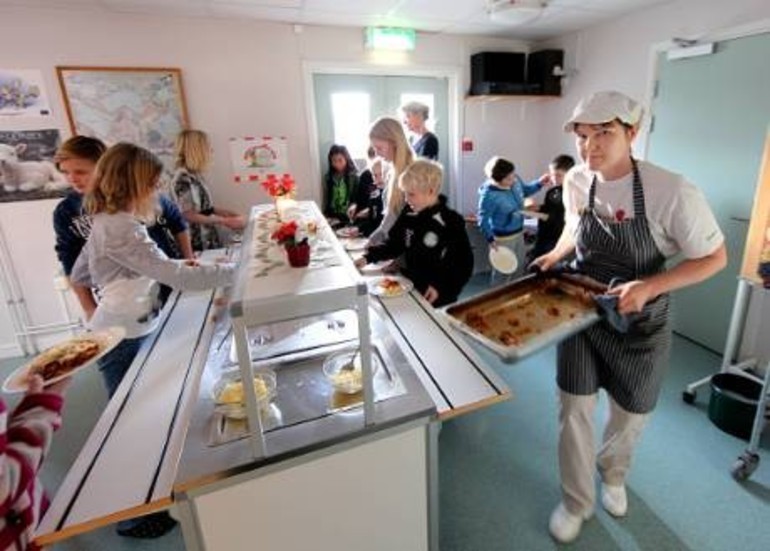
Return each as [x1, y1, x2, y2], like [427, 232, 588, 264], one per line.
[6, 0, 674, 40]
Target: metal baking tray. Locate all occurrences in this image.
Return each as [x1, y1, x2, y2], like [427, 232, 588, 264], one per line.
[444, 273, 606, 362]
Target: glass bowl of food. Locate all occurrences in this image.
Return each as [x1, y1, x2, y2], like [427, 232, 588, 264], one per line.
[213, 368, 277, 419]
[322, 349, 379, 394]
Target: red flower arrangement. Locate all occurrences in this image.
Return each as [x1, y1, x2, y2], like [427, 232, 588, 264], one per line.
[262, 173, 296, 198]
[271, 220, 310, 267]
[271, 220, 307, 247]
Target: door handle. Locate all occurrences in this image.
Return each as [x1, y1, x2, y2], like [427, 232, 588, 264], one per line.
[730, 216, 750, 223]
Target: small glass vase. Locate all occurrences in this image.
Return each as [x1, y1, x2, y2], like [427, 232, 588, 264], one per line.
[274, 194, 297, 222]
[285, 241, 310, 268]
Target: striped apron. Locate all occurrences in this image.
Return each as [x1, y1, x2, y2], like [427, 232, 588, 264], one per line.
[557, 159, 671, 414]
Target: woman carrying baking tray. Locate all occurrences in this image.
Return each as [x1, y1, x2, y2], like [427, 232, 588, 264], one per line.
[530, 91, 726, 543]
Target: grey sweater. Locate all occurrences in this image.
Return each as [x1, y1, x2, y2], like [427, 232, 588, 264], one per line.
[72, 211, 235, 338]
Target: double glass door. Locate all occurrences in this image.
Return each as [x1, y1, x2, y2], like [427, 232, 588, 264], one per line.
[313, 73, 449, 198]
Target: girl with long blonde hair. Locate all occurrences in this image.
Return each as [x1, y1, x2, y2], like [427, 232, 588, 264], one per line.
[367, 116, 415, 245]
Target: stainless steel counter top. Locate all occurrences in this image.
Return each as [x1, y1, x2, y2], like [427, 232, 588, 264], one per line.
[174, 303, 436, 493]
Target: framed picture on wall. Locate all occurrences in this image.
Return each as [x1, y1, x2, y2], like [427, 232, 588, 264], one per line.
[0, 129, 67, 203]
[56, 66, 189, 170]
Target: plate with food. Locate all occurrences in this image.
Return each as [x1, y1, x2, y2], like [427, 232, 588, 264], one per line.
[2, 327, 126, 393]
[335, 226, 360, 238]
[344, 237, 369, 252]
[367, 276, 414, 298]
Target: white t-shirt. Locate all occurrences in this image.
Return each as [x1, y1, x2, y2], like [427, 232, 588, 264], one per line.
[563, 160, 723, 259]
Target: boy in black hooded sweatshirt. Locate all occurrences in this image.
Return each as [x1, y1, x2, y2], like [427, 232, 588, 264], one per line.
[356, 159, 473, 307]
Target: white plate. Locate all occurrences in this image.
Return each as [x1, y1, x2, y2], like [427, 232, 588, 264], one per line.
[2, 327, 126, 393]
[344, 237, 369, 252]
[489, 246, 519, 274]
[367, 276, 414, 298]
[335, 226, 360, 238]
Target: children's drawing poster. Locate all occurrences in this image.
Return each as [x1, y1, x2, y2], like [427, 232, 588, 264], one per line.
[229, 136, 289, 184]
[0, 69, 52, 118]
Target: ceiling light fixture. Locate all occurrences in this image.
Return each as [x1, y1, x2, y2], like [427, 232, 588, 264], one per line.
[486, 0, 548, 26]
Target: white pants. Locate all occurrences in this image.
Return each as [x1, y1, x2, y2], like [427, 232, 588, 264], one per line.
[558, 390, 649, 515]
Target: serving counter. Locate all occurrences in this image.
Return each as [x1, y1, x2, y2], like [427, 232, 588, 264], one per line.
[34, 202, 510, 551]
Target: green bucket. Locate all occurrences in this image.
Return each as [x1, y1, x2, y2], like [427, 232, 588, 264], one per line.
[708, 373, 762, 440]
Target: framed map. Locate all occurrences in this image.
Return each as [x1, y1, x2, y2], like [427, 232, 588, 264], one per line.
[56, 66, 188, 170]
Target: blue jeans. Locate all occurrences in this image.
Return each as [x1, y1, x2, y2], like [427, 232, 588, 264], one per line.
[97, 336, 146, 397]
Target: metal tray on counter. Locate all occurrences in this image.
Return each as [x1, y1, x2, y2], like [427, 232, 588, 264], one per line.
[208, 340, 407, 447]
[444, 273, 606, 363]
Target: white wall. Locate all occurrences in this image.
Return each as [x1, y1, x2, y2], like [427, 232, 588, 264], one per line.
[0, 4, 533, 355]
[535, 0, 770, 167]
[5, 1, 768, 357]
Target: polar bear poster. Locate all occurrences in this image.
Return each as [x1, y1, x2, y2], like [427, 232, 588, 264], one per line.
[0, 129, 68, 202]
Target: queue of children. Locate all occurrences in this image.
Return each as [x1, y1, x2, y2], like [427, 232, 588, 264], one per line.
[48, 137, 238, 541]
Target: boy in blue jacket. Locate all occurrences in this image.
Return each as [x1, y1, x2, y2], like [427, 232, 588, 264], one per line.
[477, 157, 544, 276]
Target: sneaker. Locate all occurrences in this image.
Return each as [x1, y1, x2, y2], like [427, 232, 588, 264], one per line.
[601, 483, 628, 517]
[549, 503, 592, 544]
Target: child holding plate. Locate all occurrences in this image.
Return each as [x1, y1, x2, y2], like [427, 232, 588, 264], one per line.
[477, 156, 546, 277]
[355, 160, 473, 307]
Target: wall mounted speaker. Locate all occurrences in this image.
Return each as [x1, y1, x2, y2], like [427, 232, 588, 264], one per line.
[470, 52, 527, 95]
[526, 49, 564, 96]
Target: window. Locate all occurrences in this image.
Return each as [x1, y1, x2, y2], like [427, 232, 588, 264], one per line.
[331, 92, 370, 160]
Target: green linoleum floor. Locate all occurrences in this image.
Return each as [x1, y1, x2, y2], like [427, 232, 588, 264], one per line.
[1, 273, 767, 550]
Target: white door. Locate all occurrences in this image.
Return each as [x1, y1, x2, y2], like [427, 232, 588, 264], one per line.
[312, 73, 450, 198]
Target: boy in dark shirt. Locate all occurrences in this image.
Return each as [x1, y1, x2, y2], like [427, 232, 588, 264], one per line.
[530, 154, 575, 260]
[356, 159, 473, 307]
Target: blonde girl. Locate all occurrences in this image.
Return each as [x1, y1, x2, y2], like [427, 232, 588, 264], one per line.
[72, 143, 235, 538]
[171, 129, 245, 251]
[72, 143, 234, 397]
[367, 116, 415, 245]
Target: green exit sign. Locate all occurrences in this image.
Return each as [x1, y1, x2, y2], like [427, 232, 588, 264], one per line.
[364, 27, 416, 51]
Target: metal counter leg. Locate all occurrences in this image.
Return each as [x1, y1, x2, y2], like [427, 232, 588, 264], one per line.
[427, 421, 441, 551]
[174, 494, 205, 551]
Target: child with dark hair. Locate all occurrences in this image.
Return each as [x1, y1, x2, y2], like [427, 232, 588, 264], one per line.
[477, 156, 545, 276]
[323, 144, 359, 227]
[530, 154, 576, 259]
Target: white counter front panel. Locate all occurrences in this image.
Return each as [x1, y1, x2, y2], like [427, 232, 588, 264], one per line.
[193, 425, 428, 551]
